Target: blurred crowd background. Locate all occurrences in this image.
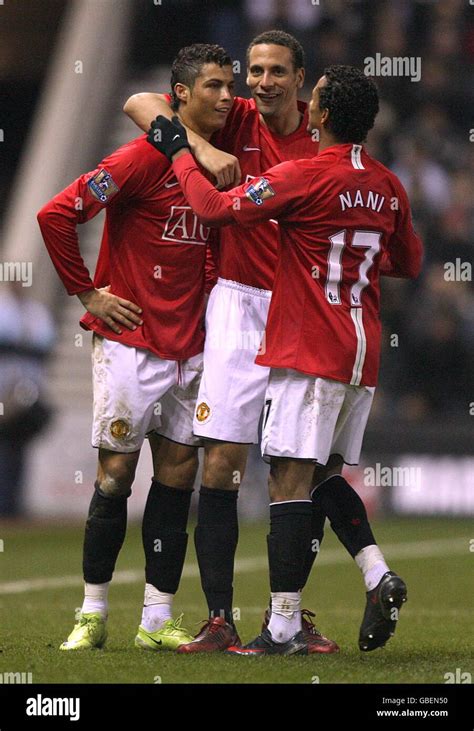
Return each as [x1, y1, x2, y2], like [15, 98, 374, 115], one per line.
[0, 0, 472, 518]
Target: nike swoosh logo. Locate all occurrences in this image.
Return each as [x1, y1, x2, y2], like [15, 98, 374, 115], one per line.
[164, 181, 179, 188]
[172, 134, 180, 141]
[243, 145, 261, 152]
[148, 637, 163, 645]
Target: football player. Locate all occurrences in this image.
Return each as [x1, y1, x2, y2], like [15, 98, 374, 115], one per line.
[126, 31, 338, 653]
[37, 44, 237, 652]
[146, 64, 423, 655]
[126, 32, 406, 654]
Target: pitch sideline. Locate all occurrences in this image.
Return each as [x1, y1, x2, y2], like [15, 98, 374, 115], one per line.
[0, 535, 469, 595]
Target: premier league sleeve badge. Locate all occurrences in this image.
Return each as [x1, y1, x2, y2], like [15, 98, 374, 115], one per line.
[245, 177, 275, 206]
[87, 169, 120, 203]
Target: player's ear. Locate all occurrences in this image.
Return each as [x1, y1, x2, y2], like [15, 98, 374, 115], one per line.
[321, 107, 330, 126]
[174, 83, 189, 105]
[296, 67, 305, 89]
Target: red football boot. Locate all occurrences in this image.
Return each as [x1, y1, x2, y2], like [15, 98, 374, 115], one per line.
[176, 616, 241, 654]
[262, 608, 339, 654]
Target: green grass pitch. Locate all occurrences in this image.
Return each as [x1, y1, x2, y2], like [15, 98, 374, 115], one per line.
[0, 517, 472, 684]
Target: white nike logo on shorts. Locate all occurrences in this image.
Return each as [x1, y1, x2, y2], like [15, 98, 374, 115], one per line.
[243, 145, 261, 152]
[164, 180, 179, 188]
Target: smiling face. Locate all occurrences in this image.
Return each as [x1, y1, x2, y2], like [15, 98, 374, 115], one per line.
[176, 62, 235, 134]
[247, 44, 304, 120]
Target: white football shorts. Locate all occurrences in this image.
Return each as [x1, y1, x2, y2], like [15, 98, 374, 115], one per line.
[261, 368, 375, 465]
[193, 278, 271, 444]
[91, 334, 203, 452]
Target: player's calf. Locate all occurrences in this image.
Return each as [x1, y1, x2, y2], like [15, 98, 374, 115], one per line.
[60, 451, 139, 651]
[312, 472, 403, 648]
[176, 441, 245, 653]
[135, 436, 199, 646]
[82, 449, 138, 594]
[265, 458, 315, 644]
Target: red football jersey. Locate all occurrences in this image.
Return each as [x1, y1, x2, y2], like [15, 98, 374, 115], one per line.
[211, 96, 318, 290]
[37, 135, 213, 361]
[172, 144, 423, 386]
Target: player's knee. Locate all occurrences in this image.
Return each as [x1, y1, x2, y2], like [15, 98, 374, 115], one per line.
[97, 471, 132, 498]
[150, 435, 199, 489]
[97, 455, 136, 497]
[268, 457, 312, 502]
[180, 450, 199, 487]
[268, 458, 288, 501]
[312, 454, 343, 488]
[203, 446, 245, 490]
[162, 449, 199, 489]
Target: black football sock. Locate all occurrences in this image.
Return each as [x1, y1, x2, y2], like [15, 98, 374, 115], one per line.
[194, 486, 238, 625]
[142, 479, 192, 594]
[268, 501, 325, 609]
[267, 501, 313, 593]
[300, 497, 326, 591]
[83, 482, 128, 584]
[311, 475, 376, 558]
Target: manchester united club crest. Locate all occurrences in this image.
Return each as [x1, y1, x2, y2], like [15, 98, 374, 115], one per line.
[195, 402, 211, 423]
[110, 419, 131, 440]
[245, 177, 275, 206]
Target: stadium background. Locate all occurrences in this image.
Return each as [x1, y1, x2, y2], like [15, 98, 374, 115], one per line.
[0, 0, 472, 520]
[0, 0, 472, 687]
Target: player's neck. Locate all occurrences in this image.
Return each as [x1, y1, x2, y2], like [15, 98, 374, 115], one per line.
[318, 132, 343, 153]
[177, 110, 213, 141]
[261, 106, 303, 136]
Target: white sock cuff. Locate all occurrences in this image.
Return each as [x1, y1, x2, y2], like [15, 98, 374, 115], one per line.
[271, 592, 301, 617]
[84, 581, 110, 600]
[144, 583, 174, 607]
[355, 545, 386, 573]
[82, 582, 109, 618]
[269, 499, 312, 507]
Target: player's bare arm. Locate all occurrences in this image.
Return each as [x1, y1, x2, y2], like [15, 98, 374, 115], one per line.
[124, 92, 169, 132]
[77, 286, 143, 336]
[124, 91, 241, 188]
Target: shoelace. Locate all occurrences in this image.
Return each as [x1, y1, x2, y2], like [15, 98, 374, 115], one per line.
[301, 609, 323, 637]
[193, 619, 210, 638]
[171, 613, 185, 630]
[77, 615, 99, 636]
[78, 615, 96, 626]
[194, 618, 227, 640]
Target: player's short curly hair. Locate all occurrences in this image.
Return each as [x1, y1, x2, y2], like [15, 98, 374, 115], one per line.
[170, 44, 232, 110]
[246, 30, 305, 70]
[319, 65, 379, 143]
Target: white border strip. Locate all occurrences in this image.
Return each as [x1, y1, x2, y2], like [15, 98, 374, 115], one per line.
[350, 306, 367, 385]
